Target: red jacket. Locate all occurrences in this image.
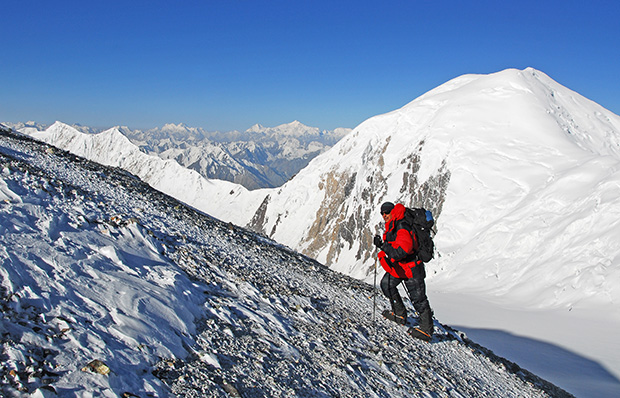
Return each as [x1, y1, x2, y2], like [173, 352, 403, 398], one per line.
[378, 203, 420, 279]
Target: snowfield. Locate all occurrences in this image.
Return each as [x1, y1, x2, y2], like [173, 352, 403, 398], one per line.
[0, 128, 573, 396]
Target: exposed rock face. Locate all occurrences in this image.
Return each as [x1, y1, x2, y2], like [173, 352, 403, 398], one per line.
[247, 194, 271, 234]
[302, 170, 358, 264]
[299, 141, 451, 278]
[246, 125, 452, 279]
[399, 145, 451, 218]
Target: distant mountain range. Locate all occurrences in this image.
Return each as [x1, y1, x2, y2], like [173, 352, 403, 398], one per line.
[7, 121, 351, 190]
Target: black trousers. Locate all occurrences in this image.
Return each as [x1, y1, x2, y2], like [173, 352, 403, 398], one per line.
[380, 263, 431, 319]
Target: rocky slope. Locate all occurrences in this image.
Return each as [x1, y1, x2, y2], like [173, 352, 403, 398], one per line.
[0, 126, 571, 397]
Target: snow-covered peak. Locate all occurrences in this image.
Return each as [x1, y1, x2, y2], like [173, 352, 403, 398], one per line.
[136, 123, 208, 142]
[403, 68, 620, 158]
[245, 120, 322, 138]
[246, 123, 266, 133]
[162, 122, 189, 130]
[1, 120, 50, 132]
[249, 67, 620, 310]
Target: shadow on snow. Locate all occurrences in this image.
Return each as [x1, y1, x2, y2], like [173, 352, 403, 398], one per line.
[455, 326, 620, 398]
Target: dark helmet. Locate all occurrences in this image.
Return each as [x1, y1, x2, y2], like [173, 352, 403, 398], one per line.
[380, 202, 394, 215]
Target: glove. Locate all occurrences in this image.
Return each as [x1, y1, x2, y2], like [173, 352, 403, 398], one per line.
[373, 235, 383, 249]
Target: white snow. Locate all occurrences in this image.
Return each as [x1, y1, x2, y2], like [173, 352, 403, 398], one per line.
[1, 128, 565, 397]
[431, 292, 620, 398]
[10, 67, 620, 397]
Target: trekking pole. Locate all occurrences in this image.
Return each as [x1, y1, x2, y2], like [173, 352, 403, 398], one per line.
[372, 255, 378, 326]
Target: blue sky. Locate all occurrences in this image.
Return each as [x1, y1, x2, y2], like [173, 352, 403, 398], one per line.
[2, 1, 619, 132]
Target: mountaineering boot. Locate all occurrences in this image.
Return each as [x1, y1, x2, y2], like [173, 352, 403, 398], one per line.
[408, 327, 432, 341]
[408, 308, 433, 342]
[381, 310, 406, 325]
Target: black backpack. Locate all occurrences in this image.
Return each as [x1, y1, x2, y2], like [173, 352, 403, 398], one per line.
[402, 207, 435, 263]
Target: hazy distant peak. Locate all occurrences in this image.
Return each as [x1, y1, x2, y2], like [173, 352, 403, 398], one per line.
[246, 123, 266, 133]
[161, 122, 190, 132]
[246, 120, 322, 138]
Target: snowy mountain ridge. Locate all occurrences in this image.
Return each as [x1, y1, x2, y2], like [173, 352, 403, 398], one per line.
[246, 120, 321, 137]
[246, 120, 350, 141]
[0, 126, 572, 397]
[9, 120, 352, 190]
[131, 120, 351, 189]
[24, 121, 265, 227]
